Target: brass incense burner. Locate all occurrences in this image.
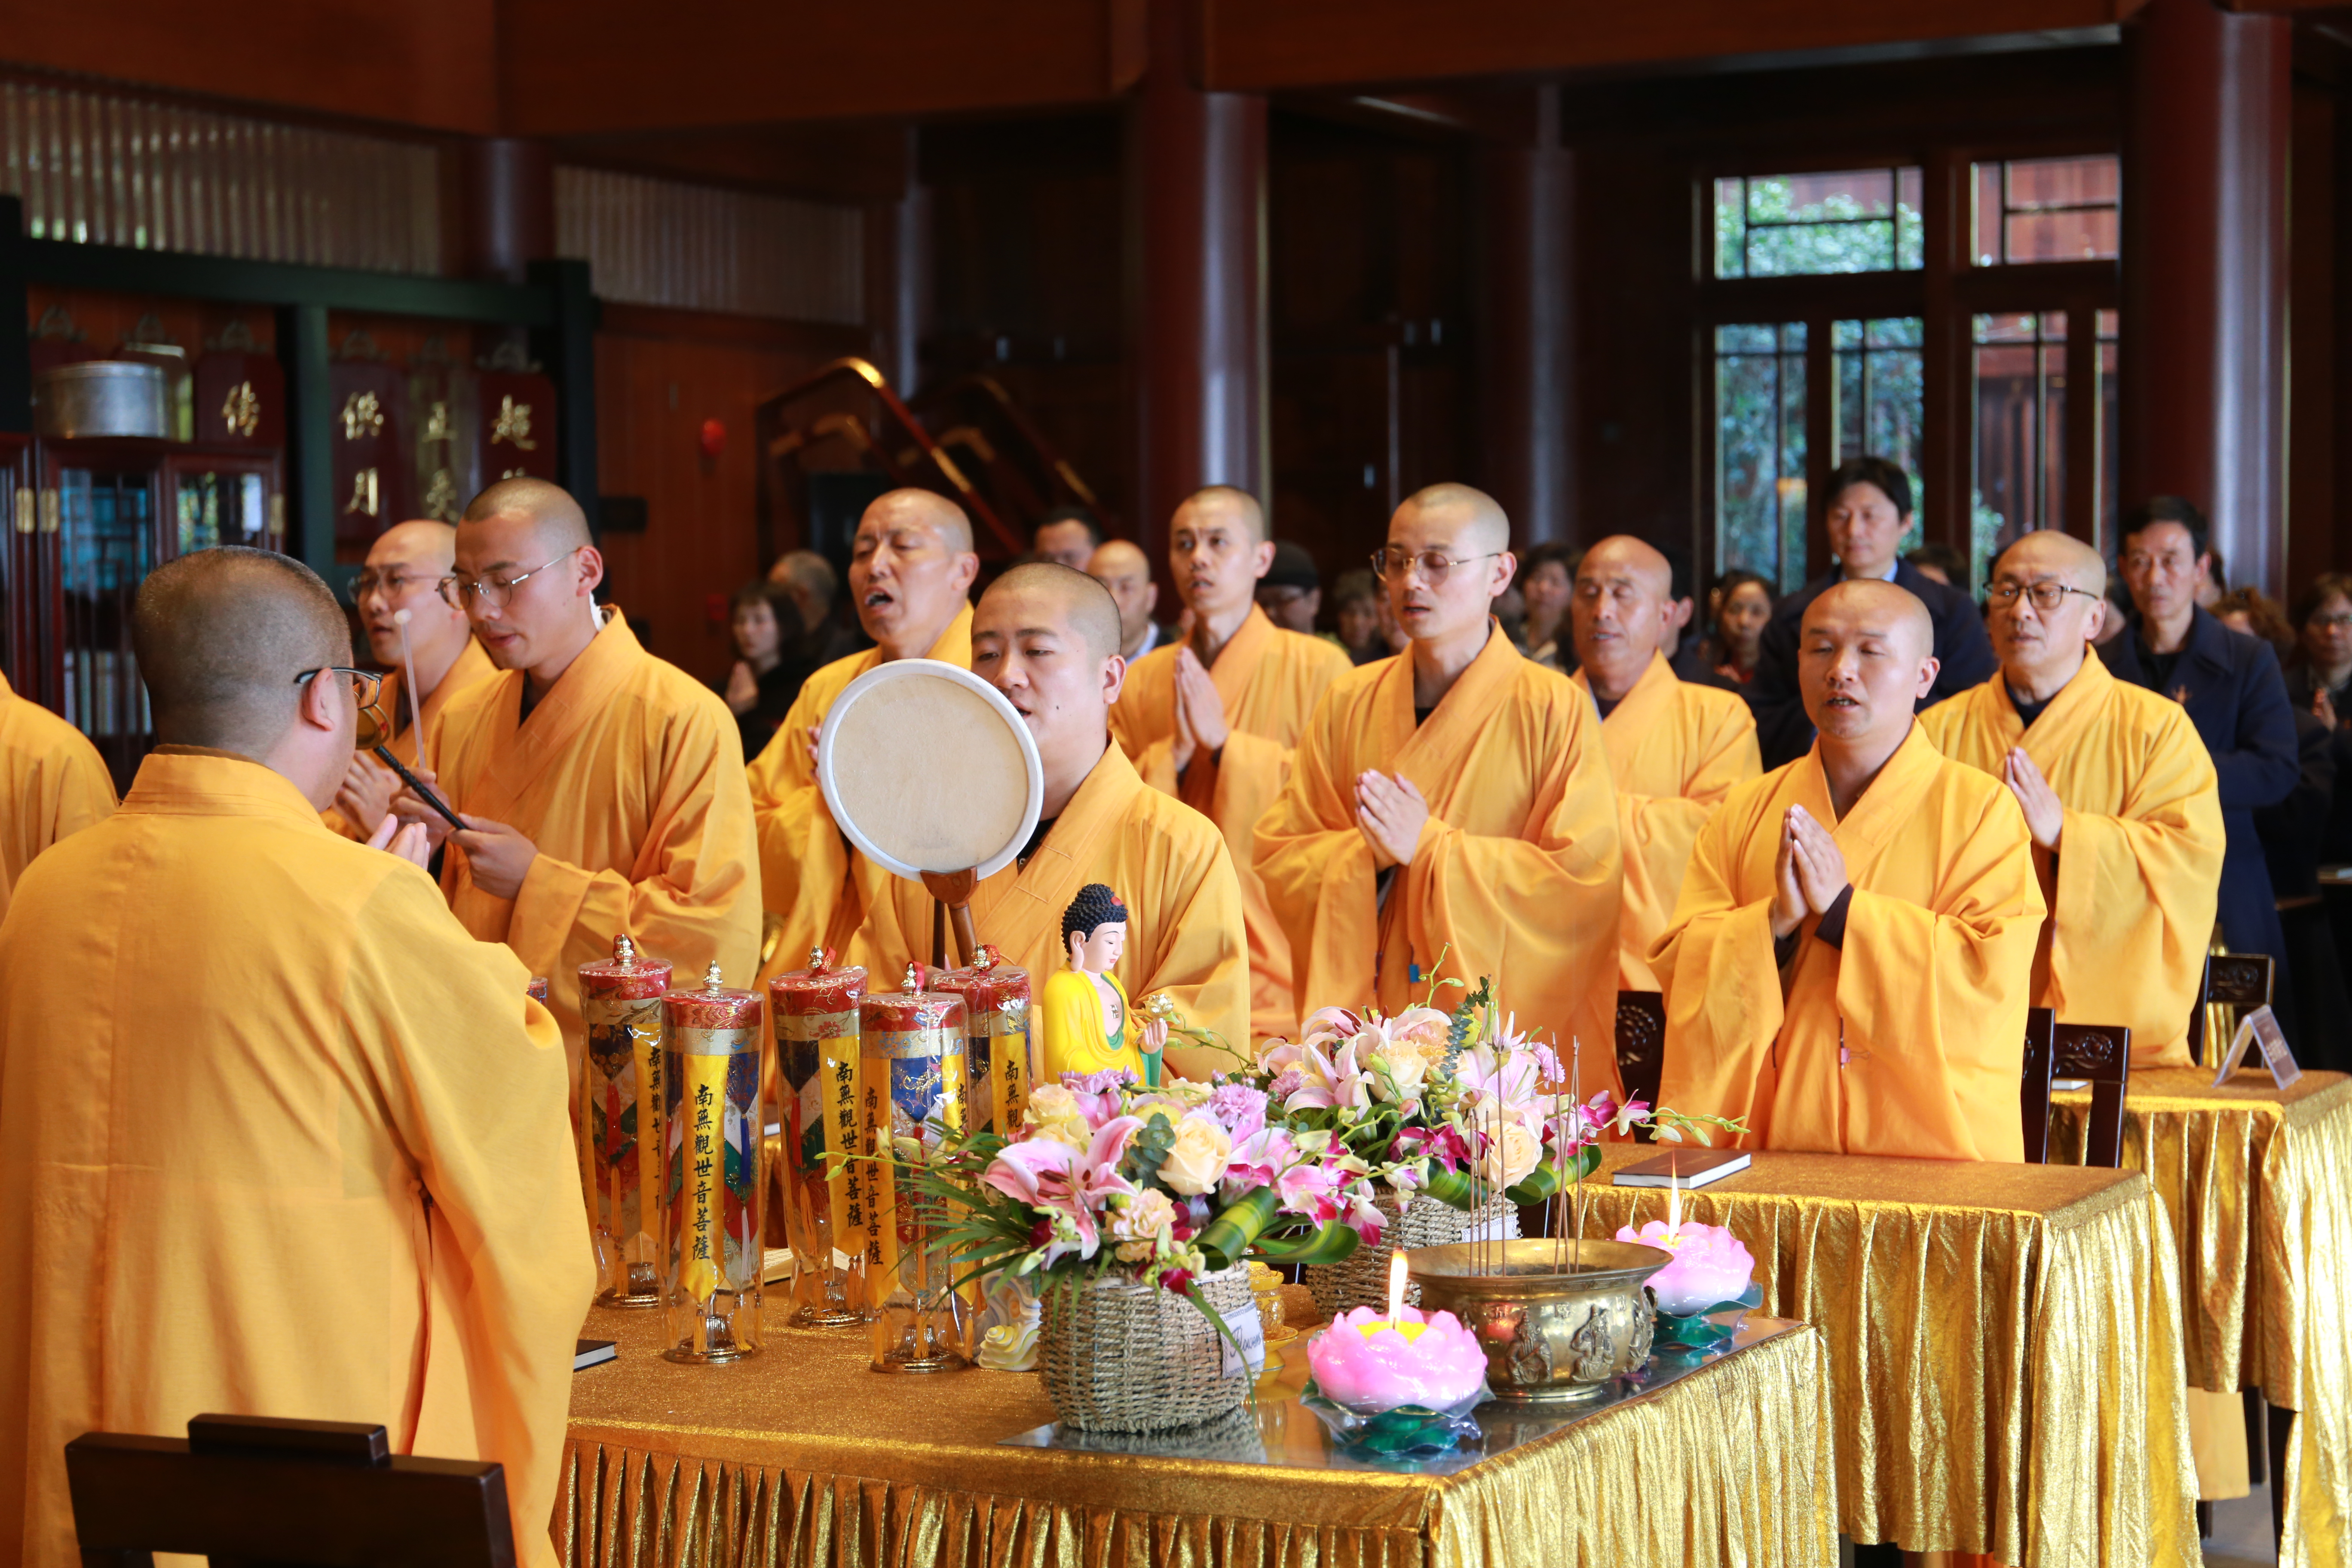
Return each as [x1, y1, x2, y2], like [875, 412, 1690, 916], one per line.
[1405, 1239, 1672, 1403]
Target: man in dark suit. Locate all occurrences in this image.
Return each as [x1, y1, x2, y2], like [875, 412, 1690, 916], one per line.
[2100, 496, 2300, 1023]
[1746, 456, 1997, 767]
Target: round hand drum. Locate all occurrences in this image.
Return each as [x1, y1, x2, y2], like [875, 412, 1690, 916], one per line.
[816, 658, 1044, 884]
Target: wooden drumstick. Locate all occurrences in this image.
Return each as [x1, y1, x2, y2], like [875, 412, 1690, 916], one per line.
[392, 608, 429, 775]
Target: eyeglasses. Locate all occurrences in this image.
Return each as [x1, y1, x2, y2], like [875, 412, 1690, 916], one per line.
[441, 548, 579, 609]
[294, 666, 386, 707]
[353, 568, 455, 602]
[2309, 613, 2352, 632]
[1370, 547, 1503, 585]
[1985, 580, 2104, 613]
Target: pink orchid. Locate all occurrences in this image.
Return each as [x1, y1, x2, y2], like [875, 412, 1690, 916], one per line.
[980, 1115, 1142, 1260]
[1276, 1160, 1348, 1224]
[1341, 1184, 1388, 1244]
[1301, 1004, 1368, 1038]
[1283, 1036, 1374, 1114]
[1393, 1123, 1473, 1172]
[1222, 1124, 1298, 1196]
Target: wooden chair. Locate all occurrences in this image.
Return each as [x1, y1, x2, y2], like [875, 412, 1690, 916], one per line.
[67, 1414, 514, 1568]
[2020, 1007, 2056, 1164]
[2186, 952, 2275, 1068]
[1614, 989, 1666, 1113]
[2054, 1023, 2132, 1170]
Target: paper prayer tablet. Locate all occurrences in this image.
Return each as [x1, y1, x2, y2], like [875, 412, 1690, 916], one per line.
[2211, 1003, 2302, 1090]
[1612, 1148, 1751, 1188]
[817, 658, 1044, 881]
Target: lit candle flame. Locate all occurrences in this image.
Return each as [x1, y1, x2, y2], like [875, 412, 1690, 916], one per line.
[1387, 1251, 1407, 1328]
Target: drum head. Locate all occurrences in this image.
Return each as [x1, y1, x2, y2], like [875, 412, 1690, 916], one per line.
[816, 658, 1044, 882]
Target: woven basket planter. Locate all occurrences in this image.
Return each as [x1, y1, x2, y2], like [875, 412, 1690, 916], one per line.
[1305, 1190, 1519, 1319]
[1038, 1263, 1255, 1432]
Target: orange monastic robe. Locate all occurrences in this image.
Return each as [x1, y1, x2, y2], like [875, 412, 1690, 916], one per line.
[322, 637, 497, 839]
[1655, 726, 2045, 1161]
[1572, 652, 1760, 991]
[435, 609, 761, 1077]
[0, 751, 590, 1568]
[848, 741, 1250, 1080]
[1109, 605, 1353, 1042]
[1253, 626, 1621, 1069]
[0, 670, 114, 921]
[1921, 654, 2223, 1066]
[749, 606, 972, 981]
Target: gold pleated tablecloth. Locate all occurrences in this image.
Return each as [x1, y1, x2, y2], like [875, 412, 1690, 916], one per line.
[1574, 1146, 2198, 1566]
[2052, 1067, 2352, 1566]
[560, 1298, 1837, 1568]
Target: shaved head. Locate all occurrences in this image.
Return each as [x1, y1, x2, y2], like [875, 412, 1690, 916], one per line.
[1580, 535, 1672, 598]
[1993, 530, 2107, 598]
[1386, 483, 1517, 656]
[1799, 580, 1939, 755]
[370, 518, 457, 570]
[1805, 579, 1934, 659]
[463, 477, 591, 554]
[1090, 538, 1149, 579]
[972, 561, 1129, 815]
[134, 547, 351, 754]
[872, 488, 974, 554]
[982, 561, 1122, 659]
[1398, 483, 1510, 557]
[1572, 536, 1678, 700]
[1988, 530, 2110, 695]
[1176, 486, 1267, 545]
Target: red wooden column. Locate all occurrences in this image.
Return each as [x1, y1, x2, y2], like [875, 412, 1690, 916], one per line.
[1477, 87, 1574, 549]
[2123, 0, 2290, 596]
[1130, 0, 1268, 552]
[460, 138, 556, 284]
[865, 129, 931, 398]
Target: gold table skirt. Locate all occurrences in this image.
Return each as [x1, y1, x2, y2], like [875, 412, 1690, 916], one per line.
[560, 1301, 1836, 1568]
[1574, 1147, 2197, 1566]
[2052, 1067, 2352, 1568]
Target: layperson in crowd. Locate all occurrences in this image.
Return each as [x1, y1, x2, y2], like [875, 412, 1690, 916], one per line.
[1746, 457, 1997, 768]
[850, 564, 1249, 1075]
[322, 520, 494, 840]
[1568, 536, 1760, 991]
[1902, 541, 1968, 588]
[1331, 568, 1389, 666]
[768, 548, 863, 668]
[747, 489, 977, 977]
[1256, 540, 1326, 637]
[1109, 487, 1353, 1041]
[1032, 504, 1105, 570]
[2099, 497, 2300, 1023]
[717, 579, 812, 763]
[1920, 532, 2223, 1066]
[1255, 484, 1621, 1072]
[2287, 574, 2352, 867]
[407, 479, 760, 1082]
[0, 547, 588, 1568]
[1656, 580, 2043, 1159]
[1088, 537, 1172, 661]
[1708, 569, 1772, 686]
[0, 650, 113, 921]
[1516, 541, 1577, 673]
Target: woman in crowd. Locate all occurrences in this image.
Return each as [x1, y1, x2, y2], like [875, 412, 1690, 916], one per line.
[1329, 568, 1390, 666]
[1707, 569, 1772, 686]
[1515, 542, 1577, 673]
[717, 579, 811, 761]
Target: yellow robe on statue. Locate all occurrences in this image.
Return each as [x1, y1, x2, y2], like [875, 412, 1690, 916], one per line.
[1252, 625, 1622, 1073]
[0, 670, 115, 922]
[748, 606, 972, 981]
[1038, 967, 1148, 1082]
[0, 751, 590, 1568]
[1920, 654, 2223, 1066]
[848, 741, 1250, 1081]
[1571, 652, 1760, 992]
[1654, 726, 2045, 1161]
[322, 637, 498, 840]
[1109, 605, 1353, 1042]
[435, 609, 761, 1081]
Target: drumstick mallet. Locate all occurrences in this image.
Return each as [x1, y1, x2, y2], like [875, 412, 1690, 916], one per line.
[392, 607, 430, 775]
[373, 745, 465, 833]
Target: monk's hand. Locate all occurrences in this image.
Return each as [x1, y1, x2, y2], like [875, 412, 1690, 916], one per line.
[453, 814, 539, 898]
[802, 723, 823, 767]
[2003, 748, 2065, 851]
[1174, 647, 1230, 754]
[1356, 770, 1430, 870]
[389, 764, 456, 851]
[335, 751, 398, 835]
[1785, 805, 1849, 917]
[1170, 659, 1200, 772]
[1771, 819, 1808, 938]
[364, 811, 433, 870]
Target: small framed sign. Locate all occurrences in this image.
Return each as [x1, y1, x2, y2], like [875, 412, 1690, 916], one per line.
[2211, 1004, 2302, 1091]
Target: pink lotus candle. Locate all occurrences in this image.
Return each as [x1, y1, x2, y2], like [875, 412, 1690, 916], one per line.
[1306, 1255, 1487, 1412]
[1615, 1181, 1755, 1316]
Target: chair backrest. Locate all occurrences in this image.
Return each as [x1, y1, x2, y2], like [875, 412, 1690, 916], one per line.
[67, 1415, 514, 1568]
[2055, 1023, 2132, 1169]
[2020, 1007, 2057, 1164]
[2187, 952, 2275, 1067]
[1615, 990, 1666, 1115]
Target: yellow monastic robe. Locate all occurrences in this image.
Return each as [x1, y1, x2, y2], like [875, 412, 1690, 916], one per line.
[0, 670, 114, 921]
[749, 605, 972, 982]
[1038, 967, 1148, 1082]
[435, 609, 761, 1079]
[1252, 625, 1622, 1073]
[1571, 652, 1761, 991]
[322, 637, 498, 839]
[1920, 654, 2223, 1066]
[1109, 605, 1354, 1041]
[1654, 726, 2046, 1161]
[848, 741, 1249, 1080]
[0, 751, 590, 1568]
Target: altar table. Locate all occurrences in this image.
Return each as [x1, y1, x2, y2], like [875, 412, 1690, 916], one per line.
[1573, 1146, 2198, 1567]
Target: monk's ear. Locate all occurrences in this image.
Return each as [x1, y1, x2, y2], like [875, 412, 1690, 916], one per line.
[1490, 551, 1518, 599]
[1913, 653, 1942, 702]
[297, 669, 343, 735]
[1250, 538, 1276, 580]
[1099, 650, 1128, 707]
[2083, 597, 2108, 644]
[574, 545, 606, 598]
[951, 551, 980, 595]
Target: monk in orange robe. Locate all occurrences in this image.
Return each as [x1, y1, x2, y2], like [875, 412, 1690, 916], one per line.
[749, 489, 977, 979]
[1656, 581, 2044, 1160]
[322, 519, 494, 839]
[1108, 487, 1353, 1041]
[1253, 484, 1620, 1066]
[1568, 536, 1760, 990]
[406, 479, 760, 1078]
[0, 547, 588, 1568]
[0, 669, 113, 922]
[849, 563, 1250, 1077]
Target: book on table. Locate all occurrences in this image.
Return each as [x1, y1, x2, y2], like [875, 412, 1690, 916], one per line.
[574, 1339, 618, 1372]
[1611, 1148, 1751, 1188]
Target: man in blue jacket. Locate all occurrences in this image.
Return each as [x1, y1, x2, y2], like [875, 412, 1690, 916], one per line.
[1746, 457, 1998, 768]
[2100, 496, 2300, 1026]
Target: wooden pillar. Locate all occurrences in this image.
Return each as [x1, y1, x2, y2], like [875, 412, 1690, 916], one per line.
[461, 137, 557, 285]
[1130, 0, 1267, 553]
[1476, 88, 1574, 548]
[2123, 0, 2290, 596]
[864, 131, 931, 398]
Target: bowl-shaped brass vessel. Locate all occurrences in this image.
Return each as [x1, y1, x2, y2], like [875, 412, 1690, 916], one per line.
[1405, 1239, 1672, 1403]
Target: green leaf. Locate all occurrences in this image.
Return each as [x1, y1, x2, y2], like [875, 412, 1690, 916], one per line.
[1253, 1222, 1362, 1265]
[1194, 1187, 1279, 1271]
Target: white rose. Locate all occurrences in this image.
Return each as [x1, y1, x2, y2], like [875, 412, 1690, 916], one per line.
[1023, 1084, 1089, 1149]
[1110, 1187, 1178, 1243]
[1158, 1114, 1235, 1196]
[1480, 1116, 1543, 1189]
